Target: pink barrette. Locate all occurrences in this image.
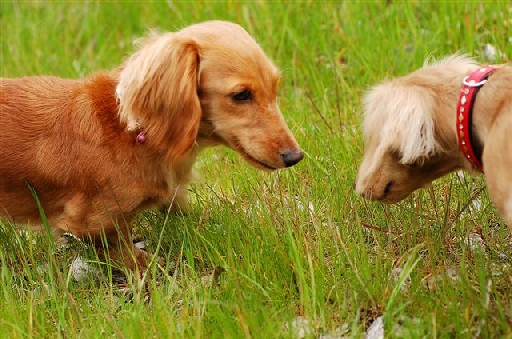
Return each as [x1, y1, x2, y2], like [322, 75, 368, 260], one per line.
[136, 132, 145, 144]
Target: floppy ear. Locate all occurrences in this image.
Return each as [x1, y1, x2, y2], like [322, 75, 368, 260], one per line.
[364, 82, 443, 165]
[117, 33, 201, 159]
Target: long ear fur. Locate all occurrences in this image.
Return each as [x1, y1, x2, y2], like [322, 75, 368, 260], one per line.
[118, 33, 201, 159]
[364, 81, 443, 164]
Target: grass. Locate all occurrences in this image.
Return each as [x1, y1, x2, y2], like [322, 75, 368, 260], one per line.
[1, 0, 511, 337]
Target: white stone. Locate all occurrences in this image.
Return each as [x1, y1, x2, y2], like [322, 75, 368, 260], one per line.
[466, 232, 485, 252]
[286, 316, 314, 338]
[134, 241, 146, 249]
[70, 256, 95, 282]
[366, 316, 384, 339]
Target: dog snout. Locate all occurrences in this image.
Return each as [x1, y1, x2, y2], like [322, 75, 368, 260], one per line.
[356, 180, 394, 201]
[355, 176, 368, 197]
[355, 184, 372, 200]
[281, 150, 304, 167]
[372, 181, 394, 200]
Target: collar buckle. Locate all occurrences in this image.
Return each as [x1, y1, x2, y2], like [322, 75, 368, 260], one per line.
[462, 76, 487, 88]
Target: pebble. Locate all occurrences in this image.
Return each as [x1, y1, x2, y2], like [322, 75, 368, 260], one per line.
[466, 232, 485, 252]
[70, 256, 94, 282]
[286, 316, 314, 338]
[365, 316, 384, 339]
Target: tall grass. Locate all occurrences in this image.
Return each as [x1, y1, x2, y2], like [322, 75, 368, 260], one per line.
[1, 1, 511, 337]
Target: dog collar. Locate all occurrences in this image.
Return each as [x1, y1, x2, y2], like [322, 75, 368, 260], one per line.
[456, 66, 496, 172]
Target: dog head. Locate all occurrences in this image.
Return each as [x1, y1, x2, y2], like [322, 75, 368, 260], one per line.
[355, 56, 479, 203]
[117, 21, 303, 170]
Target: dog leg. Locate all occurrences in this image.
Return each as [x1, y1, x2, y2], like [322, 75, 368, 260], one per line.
[98, 243, 154, 273]
[54, 193, 163, 272]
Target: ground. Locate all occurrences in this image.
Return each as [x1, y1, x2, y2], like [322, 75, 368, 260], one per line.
[0, 1, 511, 337]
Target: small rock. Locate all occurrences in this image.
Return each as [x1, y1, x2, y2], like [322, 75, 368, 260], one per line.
[465, 229, 485, 252]
[134, 241, 146, 249]
[366, 316, 384, 339]
[70, 256, 96, 282]
[466, 233, 484, 251]
[286, 316, 314, 338]
[56, 234, 73, 250]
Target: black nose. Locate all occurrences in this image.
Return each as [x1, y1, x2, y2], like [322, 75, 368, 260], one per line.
[281, 150, 304, 167]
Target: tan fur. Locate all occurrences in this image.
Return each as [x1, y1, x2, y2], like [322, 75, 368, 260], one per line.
[0, 21, 303, 271]
[356, 55, 512, 228]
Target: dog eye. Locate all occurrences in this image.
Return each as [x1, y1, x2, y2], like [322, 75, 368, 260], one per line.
[390, 149, 403, 161]
[232, 89, 252, 102]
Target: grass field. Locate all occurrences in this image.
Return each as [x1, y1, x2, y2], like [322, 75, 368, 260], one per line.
[1, 1, 511, 338]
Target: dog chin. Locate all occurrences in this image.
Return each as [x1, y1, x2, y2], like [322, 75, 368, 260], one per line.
[381, 191, 411, 204]
[243, 154, 278, 171]
[228, 140, 278, 171]
[381, 197, 405, 204]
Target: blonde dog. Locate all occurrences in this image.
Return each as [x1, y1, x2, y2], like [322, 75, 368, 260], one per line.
[356, 55, 512, 226]
[0, 21, 303, 271]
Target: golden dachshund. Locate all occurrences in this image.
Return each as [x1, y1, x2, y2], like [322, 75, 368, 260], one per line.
[0, 21, 303, 271]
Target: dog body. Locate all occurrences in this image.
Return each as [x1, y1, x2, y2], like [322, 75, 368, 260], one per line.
[0, 21, 303, 270]
[355, 56, 512, 226]
[0, 74, 191, 233]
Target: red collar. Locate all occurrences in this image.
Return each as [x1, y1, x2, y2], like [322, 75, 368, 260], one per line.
[456, 66, 496, 172]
